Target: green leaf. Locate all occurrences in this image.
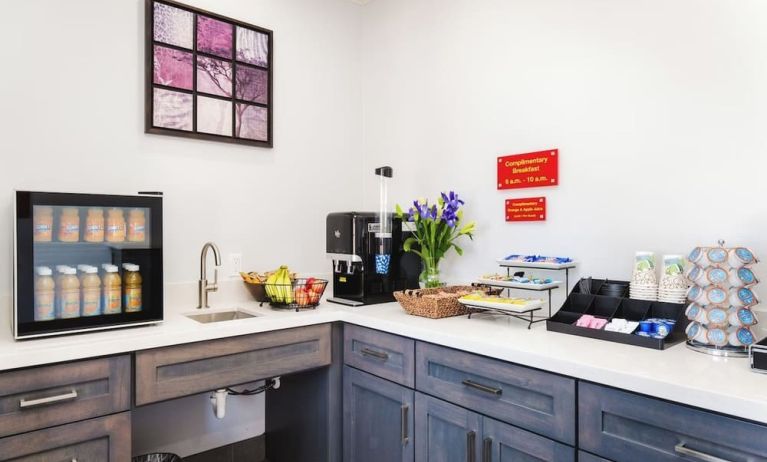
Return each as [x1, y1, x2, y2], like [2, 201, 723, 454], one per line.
[452, 243, 464, 256]
[403, 236, 417, 252]
[395, 204, 404, 218]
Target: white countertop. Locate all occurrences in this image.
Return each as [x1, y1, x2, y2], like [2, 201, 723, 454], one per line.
[1, 290, 765, 425]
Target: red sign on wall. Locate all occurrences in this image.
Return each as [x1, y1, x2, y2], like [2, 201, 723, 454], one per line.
[497, 149, 559, 190]
[506, 197, 546, 222]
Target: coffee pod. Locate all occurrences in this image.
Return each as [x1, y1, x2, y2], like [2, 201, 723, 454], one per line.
[687, 286, 704, 304]
[728, 247, 758, 268]
[728, 327, 756, 347]
[689, 267, 728, 287]
[686, 304, 707, 323]
[686, 322, 708, 343]
[728, 307, 758, 327]
[703, 287, 727, 306]
[706, 247, 728, 267]
[730, 288, 758, 307]
[688, 247, 707, 266]
[686, 266, 704, 285]
[705, 307, 728, 327]
[729, 268, 758, 288]
[706, 327, 729, 347]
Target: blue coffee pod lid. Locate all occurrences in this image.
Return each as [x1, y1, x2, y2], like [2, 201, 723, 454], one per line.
[707, 328, 728, 346]
[707, 288, 726, 304]
[738, 288, 755, 305]
[708, 268, 727, 284]
[689, 247, 702, 262]
[737, 328, 755, 346]
[688, 266, 701, 280]
[688, 286, 701, 301]
[707, 308, 727, 325]
[737, 308, 755, 326]
[655, 323, 671, 337]
[686, 305, 700, 320]
[735, 248, 755, 264]
[686, 322, 700, 340]
[708, 248, 727, 263]
[738, 268, 756, 285]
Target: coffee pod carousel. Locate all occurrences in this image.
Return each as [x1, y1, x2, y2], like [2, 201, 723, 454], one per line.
[685, 241, 760, 357]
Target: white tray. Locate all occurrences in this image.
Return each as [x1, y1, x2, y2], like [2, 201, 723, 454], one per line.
[496, 259, 577, 270]
[458, 297, 543, 313]
[477, 278, 562, 291]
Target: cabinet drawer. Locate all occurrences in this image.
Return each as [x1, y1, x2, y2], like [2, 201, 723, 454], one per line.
[578, 451, 611, 462]
[416, 342, 576, 444]
[136, 324, 332, 405]
[0, 355, 130, 438]
[579, 382, 767, 462]
[344, 324, 415, 387]
[0, 412, 131, 461]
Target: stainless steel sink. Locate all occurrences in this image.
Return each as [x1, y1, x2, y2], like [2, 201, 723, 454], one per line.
[186, 309, 257, 324]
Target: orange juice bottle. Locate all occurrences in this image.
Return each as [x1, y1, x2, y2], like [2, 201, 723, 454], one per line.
[84, 208, 105, 242]
[80, 266, 102, 316]
[102, 265, 122, 314]
[123, 264, 142, 312]
[34, 266, 55, 321]
[58, 267, 80, 318]
[58, 207, 80, 242]
[33, 207, 54, 242]
[127, 209, 146, 242]
[105, 208, 126, 242]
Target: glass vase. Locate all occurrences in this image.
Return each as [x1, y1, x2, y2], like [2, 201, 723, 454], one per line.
[421, 257, 443, 288]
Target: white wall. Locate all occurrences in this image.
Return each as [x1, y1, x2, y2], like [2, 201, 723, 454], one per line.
[0, 0, 363, 456]
[359, 0, 767, 307]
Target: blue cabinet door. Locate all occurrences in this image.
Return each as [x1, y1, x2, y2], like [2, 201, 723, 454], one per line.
[343, 366, 414, 462]
[483, 417, 575, 462]
[415, 392, 482, 462]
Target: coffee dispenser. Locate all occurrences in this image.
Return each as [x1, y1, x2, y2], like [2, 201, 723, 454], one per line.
[326, 167, 420, 306]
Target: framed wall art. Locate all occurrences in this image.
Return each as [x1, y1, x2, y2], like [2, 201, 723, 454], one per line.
[145, 0, 273, 147]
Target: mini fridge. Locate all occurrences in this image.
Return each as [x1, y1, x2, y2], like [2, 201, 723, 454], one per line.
[14, 191, 163, 339]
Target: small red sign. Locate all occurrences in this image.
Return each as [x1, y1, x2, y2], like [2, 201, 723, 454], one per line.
[506, 197, 546, 222]
[497, 149, 559, 190]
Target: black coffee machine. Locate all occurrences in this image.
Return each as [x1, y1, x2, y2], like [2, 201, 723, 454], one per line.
[326, 212, 420, 306]
[326, 166, 420, 306]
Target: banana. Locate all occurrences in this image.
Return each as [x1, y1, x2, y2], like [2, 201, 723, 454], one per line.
[280, 267, 294, 304]
[265, 269, 282, 302]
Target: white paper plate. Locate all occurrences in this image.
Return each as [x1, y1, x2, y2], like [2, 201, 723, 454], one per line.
[458, 297, 543, 313]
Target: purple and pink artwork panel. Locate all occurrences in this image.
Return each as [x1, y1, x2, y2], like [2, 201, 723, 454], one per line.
[153, 88, 193, 131]
[197, 16, 233, 58]
[154, 3, 193, 49]
[236, 26, 269, 67]
[235, 66, 268, 104]
[196, 56, 232, 97]
[236, 104, 268, 141]
[153, 45, 193, 90]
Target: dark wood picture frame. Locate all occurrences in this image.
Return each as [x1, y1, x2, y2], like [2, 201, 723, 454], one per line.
[145, 0, 274, 148]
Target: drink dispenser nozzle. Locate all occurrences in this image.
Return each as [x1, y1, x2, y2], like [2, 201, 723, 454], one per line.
[374, 166, 394, 275]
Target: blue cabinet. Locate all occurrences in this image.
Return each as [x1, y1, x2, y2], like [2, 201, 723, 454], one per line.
[415, 392, 481, 462]
[344, 324, 415, 388]
[343, 366, 414, 462]
[484, 416, 574, 462]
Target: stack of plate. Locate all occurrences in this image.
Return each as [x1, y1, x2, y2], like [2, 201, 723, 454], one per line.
[630, 251, 658, 301]
[658, 254, 689, 303]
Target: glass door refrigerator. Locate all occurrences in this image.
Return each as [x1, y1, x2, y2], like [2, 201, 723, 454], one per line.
[14, 191, 163, 339]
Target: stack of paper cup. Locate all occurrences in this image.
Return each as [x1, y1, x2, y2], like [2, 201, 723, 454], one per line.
[658, 255, 689, 303]
[630, 251, 658, 301]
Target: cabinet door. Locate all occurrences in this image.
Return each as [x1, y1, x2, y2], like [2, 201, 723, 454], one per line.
[482, 417, 574, 462]
[415, 392, 481, 462]
[343, 366, 414, 462]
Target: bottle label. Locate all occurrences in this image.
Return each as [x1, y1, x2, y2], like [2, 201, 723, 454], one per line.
[34, 292, 55, 321]
[87, 224, 104, 232]
[103, 290, 122, 314]
[125, 288, 142, 312]
[60, 291, 81, 318]
[82, 289, 101, 316]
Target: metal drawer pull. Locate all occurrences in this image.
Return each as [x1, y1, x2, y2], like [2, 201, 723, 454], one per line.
[360, 347, 389, 361]
[19, 390, 78, 409]
[467, 431, 476, 462]
[674, 443, 734, 462]
[482, 437, 492, 462]
[462, 379, 502, 396]
[401, 404, 409, 445]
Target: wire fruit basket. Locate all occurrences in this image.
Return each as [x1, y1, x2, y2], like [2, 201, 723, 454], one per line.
[261, 278, 328, 311]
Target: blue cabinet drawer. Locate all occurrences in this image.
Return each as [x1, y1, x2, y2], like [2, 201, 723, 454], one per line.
[344, 324, 415, 388]
[579, 382, 767, 462]
[415, 342, 576, 445]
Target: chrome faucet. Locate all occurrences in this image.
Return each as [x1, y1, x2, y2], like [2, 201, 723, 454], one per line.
[198, 242, 221, 309]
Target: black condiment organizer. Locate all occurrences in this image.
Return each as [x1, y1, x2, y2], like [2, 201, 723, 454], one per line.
[546, 278, 688, 350]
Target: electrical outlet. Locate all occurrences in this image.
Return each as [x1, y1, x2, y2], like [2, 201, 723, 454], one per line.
[229, 253, 242, 276]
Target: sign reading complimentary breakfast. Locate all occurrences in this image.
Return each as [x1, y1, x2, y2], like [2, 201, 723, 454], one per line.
[506, 197, 546, 222]
[497, 149, 559, 190]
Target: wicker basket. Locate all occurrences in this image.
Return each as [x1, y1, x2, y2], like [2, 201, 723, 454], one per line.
[393, 285, 498, 319]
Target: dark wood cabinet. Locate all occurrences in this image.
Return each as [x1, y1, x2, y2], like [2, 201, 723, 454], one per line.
[579, 382, 767, 462]
[135, 324, 332, 405]
[0, 355, 130, 438]
[0, 412, 131, 462]
[415, 392, 482, 462]
[344, 324, 415, 387]
[343, 366, 414, 462]
[483, 416, 574, 462]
